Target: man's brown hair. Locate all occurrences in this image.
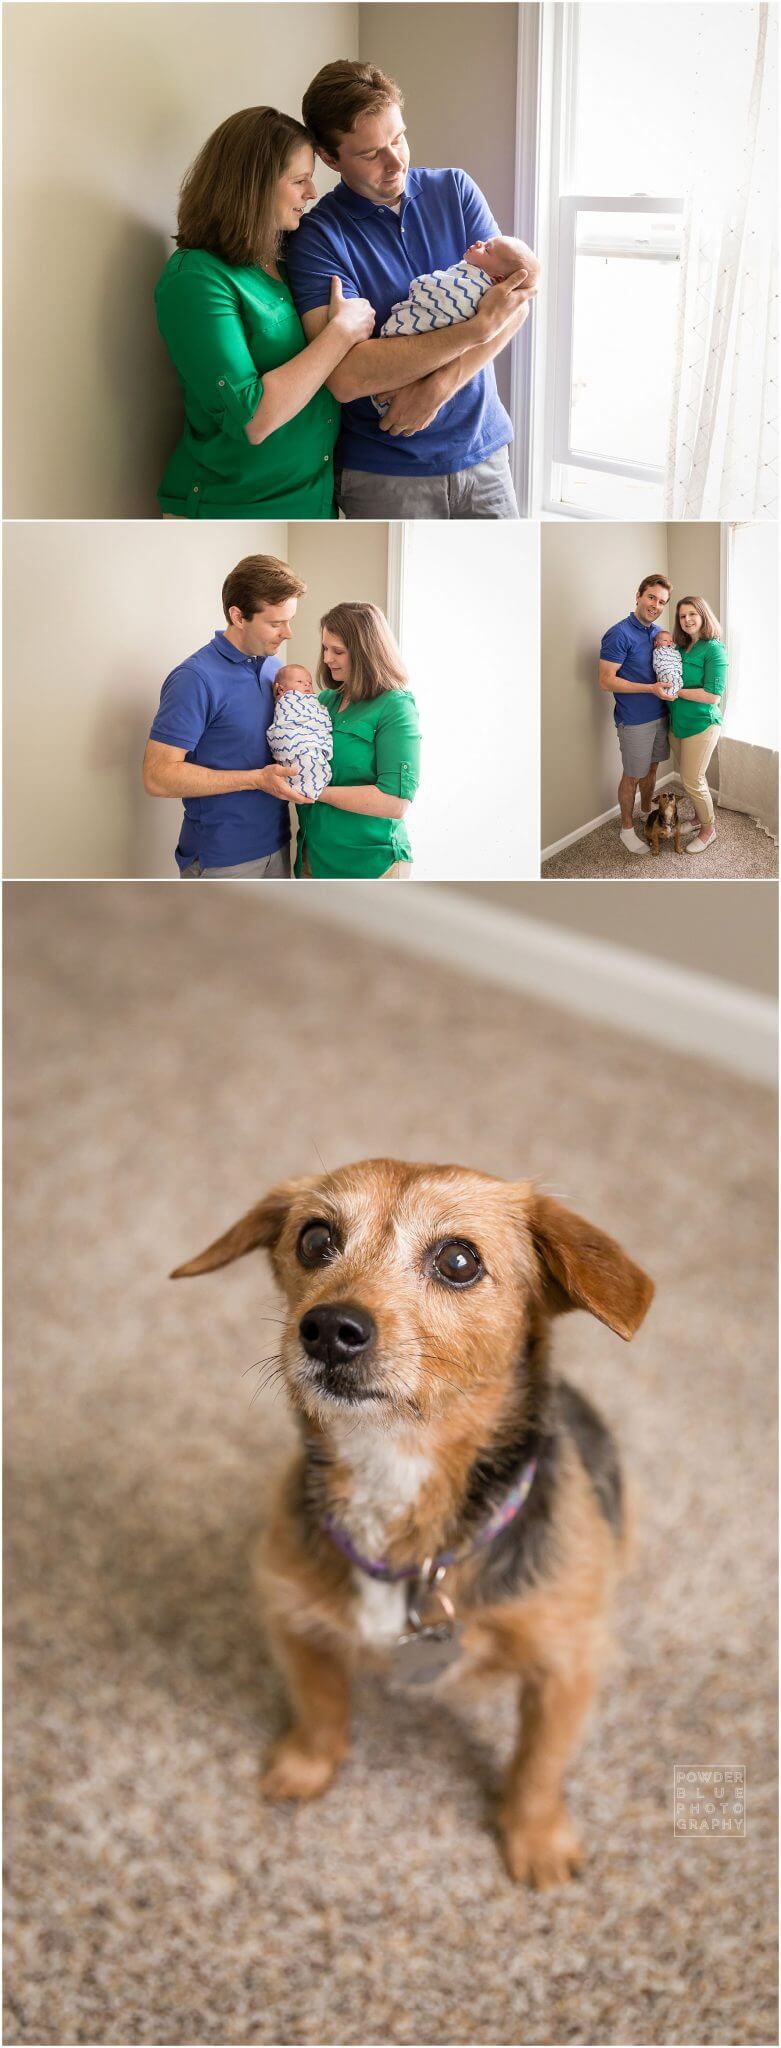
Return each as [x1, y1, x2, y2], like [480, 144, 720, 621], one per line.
[302, 61, 403, 156]
[637, 573, 672, 598]
[673, 595, 723, 649]
[318, 603, 408, 703]
[222, 556, 306, 622]
[176, 107, 312, 271]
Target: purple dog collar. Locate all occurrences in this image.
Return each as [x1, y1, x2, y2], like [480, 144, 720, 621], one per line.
[321, 1452, 539, 1583]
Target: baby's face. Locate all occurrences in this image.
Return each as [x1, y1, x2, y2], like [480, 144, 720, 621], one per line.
[655, 632, 674, 648]
[274, 664, 314, 698]
[464, 235, 520, 282]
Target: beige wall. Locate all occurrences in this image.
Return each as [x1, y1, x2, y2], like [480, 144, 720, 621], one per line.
[541, 523, 723, 848]
[3, 3, 357, 518]
[360, 5, 519, 409]
[451, 882, 778, 1001]
[290, 522, 389, 678]
[3, 520, 392, 878]
[666, 522, 721, 612]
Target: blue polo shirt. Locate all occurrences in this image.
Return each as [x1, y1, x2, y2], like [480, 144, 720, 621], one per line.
[149, 631, 287, 870]
[285, 167, 513, 477]
[600, 613, 666, 726]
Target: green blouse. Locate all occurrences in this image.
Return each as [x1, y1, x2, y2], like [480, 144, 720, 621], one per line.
[296, 689, 421, 880]
[670, 640, 728, 737]
[154, 247, 340, 519]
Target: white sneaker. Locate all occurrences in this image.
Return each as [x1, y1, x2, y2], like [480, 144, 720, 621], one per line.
[620, 827, 651, 856]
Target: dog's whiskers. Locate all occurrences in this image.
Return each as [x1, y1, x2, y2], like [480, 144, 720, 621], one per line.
[241, 1351, 284, 1379]
[249, 1370, 287, 1410]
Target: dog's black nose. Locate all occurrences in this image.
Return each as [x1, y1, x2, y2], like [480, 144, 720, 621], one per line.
[299, 1301, 376, 1368]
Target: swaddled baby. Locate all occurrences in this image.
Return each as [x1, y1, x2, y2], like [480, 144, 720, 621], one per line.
[372, 234, 539, 415]
[652, 631, 683, 699]
[266, 665, 332, 802]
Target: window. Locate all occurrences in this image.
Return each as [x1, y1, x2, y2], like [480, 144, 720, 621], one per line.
[531, 3, 768, 519]
[389, 525, 539, 881]
[722, 523, 779, 752]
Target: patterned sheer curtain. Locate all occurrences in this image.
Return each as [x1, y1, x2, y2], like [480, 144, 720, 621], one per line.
[665, 4, 778, 519]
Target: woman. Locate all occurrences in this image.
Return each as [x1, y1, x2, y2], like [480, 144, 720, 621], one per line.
[155, 108, 374, 518]
[667, 596, 728, 853]
[295, 605, 421, 880]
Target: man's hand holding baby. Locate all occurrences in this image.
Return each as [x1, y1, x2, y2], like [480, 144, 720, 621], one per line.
[253, 762, 308, 801]
[376, 369, 461, 436]
[378, 270, 532, 435]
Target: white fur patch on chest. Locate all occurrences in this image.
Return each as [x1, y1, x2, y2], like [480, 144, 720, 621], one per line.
[330, 1424, 433, 1554]
[352, 1575, 409, 1647]
[328, 1423, 432, 1648]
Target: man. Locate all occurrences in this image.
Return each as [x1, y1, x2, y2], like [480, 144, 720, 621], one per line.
[599, 574, 673, 857]
[286, 60, 537, 520]
[143, 555, 305, 877]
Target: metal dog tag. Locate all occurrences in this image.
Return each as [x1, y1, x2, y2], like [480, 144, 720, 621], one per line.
[391, 1564, 464, 1687]
[392, 1619, 465, 1687]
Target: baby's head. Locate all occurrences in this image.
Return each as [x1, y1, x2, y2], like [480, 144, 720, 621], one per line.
[274, 663, 314, 698]
[464, 235, 521, 282]
[655, 631, 674, 648]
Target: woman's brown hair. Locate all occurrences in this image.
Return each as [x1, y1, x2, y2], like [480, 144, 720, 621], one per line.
[673, 595, 723, 649]
[318, 603, 409, 703]
[176, 107, 312, 271]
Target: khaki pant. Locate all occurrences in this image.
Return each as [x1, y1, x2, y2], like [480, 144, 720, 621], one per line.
[336, 447, 518, 521]
[181, 849, 290, 878]
[300, 853, 412, 879]
[669, 727, 721, 828]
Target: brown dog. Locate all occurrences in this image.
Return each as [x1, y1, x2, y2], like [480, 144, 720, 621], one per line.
[645, 790, 682, 854]
[172, 1159, 653, 1889]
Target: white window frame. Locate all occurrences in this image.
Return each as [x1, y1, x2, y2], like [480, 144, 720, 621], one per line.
[529, 1, 685, 516]
[510, 0, 542, 518]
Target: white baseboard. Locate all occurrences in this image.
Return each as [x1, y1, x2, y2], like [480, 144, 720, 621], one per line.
[542, 774, 679, 862]
[271, 884, 777, 1088]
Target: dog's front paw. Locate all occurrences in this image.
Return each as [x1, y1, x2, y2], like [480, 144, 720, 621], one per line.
[500, 1808, 583, 1890]
[259, 1738, 340, 1803]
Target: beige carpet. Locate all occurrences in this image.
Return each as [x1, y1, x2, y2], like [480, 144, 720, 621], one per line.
[542, 804, 778, 880]
[5, 883, 778, 2047]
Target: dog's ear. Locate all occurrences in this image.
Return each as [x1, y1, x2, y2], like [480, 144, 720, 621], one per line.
[170, 1179, 307, 1278]
[527, 1191, 654, 1340]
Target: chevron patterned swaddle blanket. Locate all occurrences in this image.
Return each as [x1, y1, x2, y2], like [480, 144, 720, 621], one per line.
[372, 261, 493, 415]
[267, 693, 333, 801]
[652, 642, 683, 698]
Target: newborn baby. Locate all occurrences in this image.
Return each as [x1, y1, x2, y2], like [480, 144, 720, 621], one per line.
[266, 665, 333, 802]
[652, 631, 683, 699]
[372, 234, 539, 415]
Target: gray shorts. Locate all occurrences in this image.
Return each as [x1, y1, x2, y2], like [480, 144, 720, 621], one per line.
[180, 848, 290, 879]
[337, 445, 518, 521]
[616, 717, 670, 779]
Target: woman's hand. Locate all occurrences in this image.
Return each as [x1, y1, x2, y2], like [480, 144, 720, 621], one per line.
[471, 268, 534, 341]
[327, 275, 375, 345]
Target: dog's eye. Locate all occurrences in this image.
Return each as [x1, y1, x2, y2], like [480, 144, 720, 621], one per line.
[297, 1220, 337, 1267]
[431, 1240, 483, 1288]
